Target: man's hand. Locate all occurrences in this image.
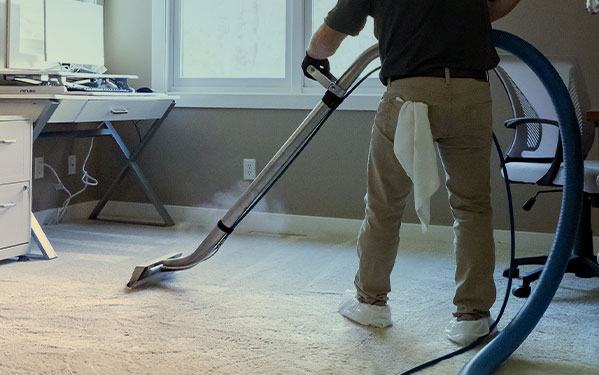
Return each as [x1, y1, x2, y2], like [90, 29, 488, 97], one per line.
[302, 53, 332, 81]
[304, 24, 348, 80]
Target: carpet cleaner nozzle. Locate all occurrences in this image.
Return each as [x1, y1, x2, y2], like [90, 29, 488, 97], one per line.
[127, 252, 183, 288]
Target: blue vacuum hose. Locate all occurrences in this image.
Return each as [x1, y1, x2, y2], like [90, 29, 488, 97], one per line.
[460, 30, 584, 374]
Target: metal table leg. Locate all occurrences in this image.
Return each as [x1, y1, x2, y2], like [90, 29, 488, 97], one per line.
[30, 215, 57, 260]
[30, 101, 60, 259]
[89, 101, 176, 226]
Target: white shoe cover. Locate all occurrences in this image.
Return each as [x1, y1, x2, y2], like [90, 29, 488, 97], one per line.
[445, 316, 494, 346]
[338, 295, 392, 328]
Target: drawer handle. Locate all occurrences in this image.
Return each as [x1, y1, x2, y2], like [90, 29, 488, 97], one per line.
[0, 202, 16, 209]
[110, 108, 129, 115]
[0, 139, 17, 145]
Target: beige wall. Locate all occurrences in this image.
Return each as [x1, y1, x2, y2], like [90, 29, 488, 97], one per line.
[32, 133, 100, 212]
[98, 1, 599, 234]
[496, 2, 599, 109]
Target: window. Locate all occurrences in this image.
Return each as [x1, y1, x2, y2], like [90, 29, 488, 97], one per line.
[177, 0, 286, 80]
[158, 0, 382, 110]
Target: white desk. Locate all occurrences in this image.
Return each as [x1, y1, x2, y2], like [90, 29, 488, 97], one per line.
[0, 92, 177, 259]
[0, 92, 175, 126]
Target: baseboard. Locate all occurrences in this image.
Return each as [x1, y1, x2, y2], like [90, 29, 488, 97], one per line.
[34, 200, 597, 256]
[96, 200, 362, 238]
[33, 201, 100, 225]
[91, 200, 599, 256]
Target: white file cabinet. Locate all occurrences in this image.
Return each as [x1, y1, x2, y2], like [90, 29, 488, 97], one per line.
[0, 116, 32, 261]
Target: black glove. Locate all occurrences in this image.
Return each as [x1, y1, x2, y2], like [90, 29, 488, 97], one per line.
[302, 52, 332, 81]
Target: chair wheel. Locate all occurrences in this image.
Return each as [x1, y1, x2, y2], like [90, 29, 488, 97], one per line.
[512, 286, 531, 298]
[17, 256, 30, 262]
[503, 268, 520, 278]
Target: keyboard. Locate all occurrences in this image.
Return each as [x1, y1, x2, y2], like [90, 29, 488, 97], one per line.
[67, 85, 134, 94]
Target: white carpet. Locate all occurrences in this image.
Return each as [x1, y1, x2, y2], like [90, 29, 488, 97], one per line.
[0, 221, 597, 375]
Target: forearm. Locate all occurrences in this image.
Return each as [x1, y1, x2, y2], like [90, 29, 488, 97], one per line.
[307, 24, 348, 59]
[488, 0, 521, 22]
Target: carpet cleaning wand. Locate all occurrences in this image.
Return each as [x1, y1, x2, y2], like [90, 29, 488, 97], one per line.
[126, 45, 381, 288]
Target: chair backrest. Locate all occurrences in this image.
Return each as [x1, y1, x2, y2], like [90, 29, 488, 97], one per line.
[495, 55, 594, 160]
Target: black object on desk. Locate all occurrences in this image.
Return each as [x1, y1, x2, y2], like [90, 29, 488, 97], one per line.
[136, 87, 155, 93]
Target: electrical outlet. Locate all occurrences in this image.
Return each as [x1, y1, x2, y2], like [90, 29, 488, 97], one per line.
[34, 157, 44, 179]
[68, 155, 77, 175]
[243, 159, 257, 180]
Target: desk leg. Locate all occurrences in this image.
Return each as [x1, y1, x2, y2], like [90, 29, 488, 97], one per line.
[89, 102, 176, 227]
[32, 100, 59, 142]
[30, 215, 57, 260]
[29, 101, 60, 260]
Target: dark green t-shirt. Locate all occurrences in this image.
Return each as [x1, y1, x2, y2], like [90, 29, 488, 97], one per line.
[324, 0, 500, 84]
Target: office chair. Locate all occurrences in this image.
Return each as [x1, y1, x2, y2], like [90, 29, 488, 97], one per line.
[495, 56, 599, 298]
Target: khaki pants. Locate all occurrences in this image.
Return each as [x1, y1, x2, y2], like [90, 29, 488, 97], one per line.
[355, 76, 496, 314]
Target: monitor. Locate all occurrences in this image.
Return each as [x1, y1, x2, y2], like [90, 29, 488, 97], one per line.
[7, 0, 104, 70]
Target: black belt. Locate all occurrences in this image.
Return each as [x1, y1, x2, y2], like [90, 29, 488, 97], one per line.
[390, 68, 488, 82]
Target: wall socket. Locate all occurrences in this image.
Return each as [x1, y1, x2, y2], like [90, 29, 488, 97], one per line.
[243, 159, 257, 180]
[34, 157, 44, 179]
[68, 155, 77, 175]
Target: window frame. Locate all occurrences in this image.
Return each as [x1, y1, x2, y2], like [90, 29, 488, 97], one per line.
[151, 0, 382, 110]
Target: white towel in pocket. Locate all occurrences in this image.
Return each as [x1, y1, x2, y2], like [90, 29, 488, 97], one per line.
[393, 99, 440, 232]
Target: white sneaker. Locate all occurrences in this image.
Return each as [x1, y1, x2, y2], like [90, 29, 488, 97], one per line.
[445, 315, 495, 346]
[338, 295, 392, 328]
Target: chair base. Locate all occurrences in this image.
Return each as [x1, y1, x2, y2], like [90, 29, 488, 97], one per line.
[503, 255, 599, 298]
[503, 193, 599, 298]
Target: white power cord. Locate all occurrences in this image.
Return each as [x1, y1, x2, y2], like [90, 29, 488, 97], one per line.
[44, 138, 99, 224]
[588, 0, 599, 13]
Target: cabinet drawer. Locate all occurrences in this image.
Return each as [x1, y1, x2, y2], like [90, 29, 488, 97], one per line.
[0, 120, 32, 185]
[0, 182, 31, 250]
[74, 99, 172, 123]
